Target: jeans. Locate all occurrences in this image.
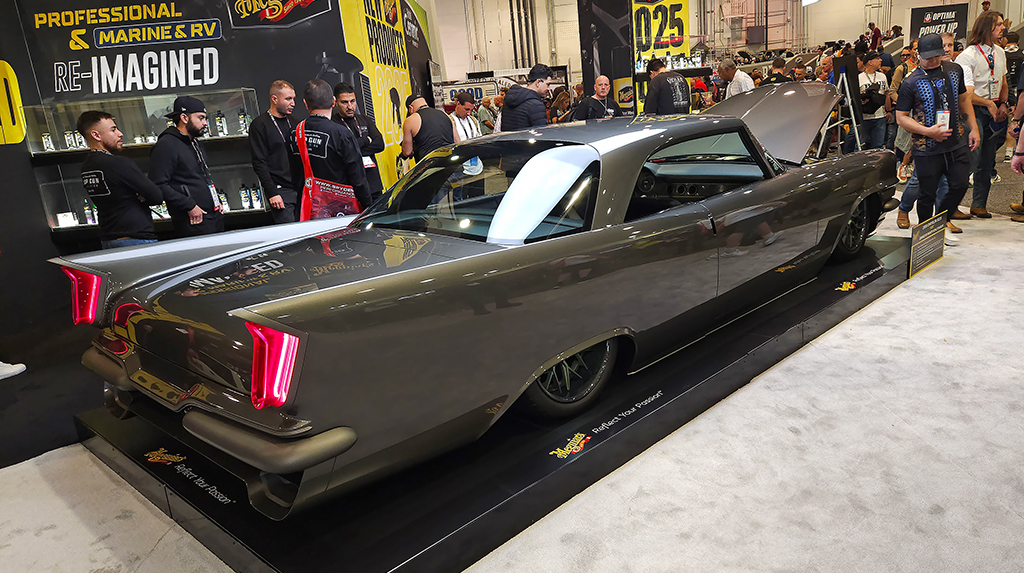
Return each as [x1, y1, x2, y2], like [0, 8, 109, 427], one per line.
[884, 116, 897, 151]
[914, 145, 971, 223]
[843, 117, 887, 151]
[899, 171, 949, 213]
[970, 107, 1006, 208]
[101, 237, 157, 250]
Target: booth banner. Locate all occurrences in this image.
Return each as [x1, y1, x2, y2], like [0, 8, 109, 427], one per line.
[17, 0, 359, 104]
[402, 0, 433, 109]
[442, 81, 499, 106]
[909, 4, 969, 40]
[341, 0, 420, 189]
[577, 0, 632, 114]
[632, 0, 689, 112]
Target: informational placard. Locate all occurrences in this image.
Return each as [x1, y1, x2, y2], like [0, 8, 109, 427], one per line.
[909, 211, 946, 278]
[909, 4, 969, 41]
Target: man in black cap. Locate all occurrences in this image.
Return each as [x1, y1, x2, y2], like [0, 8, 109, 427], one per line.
[895, 33, 980, 237]
[401, 94, 456, 162]
[249, 80, 302, 223]
[333, 82, 385, 201]
[77, 110, 165, 249]
[149, 96, 222, 236]
[296, 79, 372, 211]
[644, 58, 691, 115]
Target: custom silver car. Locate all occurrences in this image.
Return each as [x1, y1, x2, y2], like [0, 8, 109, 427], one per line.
[54, 82, 896, 519]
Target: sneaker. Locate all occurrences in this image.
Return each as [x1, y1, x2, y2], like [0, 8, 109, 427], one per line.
[944, 233, 960, 246]
[1007, 147, 1014, 161]
[969, 173, 974, 187]
[992, 173, 1002, 184]
[721, 248, 747, 257]
[0, 361, 26, 380]
[763, 230, 783, 246]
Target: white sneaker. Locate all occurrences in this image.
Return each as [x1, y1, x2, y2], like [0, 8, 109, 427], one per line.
[969, 173, 974, 187]
[0, 361, 26, 380]
[721, 248, 748, 257]
[763, 230, 783, 246]
[944, 233, 960, 246]
[1006, 147, 1014, 161]
[992, 173, 1002, 183]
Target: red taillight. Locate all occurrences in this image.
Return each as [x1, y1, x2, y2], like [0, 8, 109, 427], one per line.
[62, 267, 103, 325]
[113, 302, 145, 327]
[245, 321, 300, 409]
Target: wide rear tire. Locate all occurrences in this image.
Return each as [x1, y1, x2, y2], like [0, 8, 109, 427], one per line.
[830, 200, 869, 263]
[523, 338, 618, 418]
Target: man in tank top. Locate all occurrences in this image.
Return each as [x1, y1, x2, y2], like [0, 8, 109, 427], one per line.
[401, 95, 458, 162]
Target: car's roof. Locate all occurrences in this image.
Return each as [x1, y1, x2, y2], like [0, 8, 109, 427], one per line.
[479, 114, 749, 153]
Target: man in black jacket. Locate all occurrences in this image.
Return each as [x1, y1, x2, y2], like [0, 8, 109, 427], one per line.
[149, 96, 222, 236]
[249, 80, 302, 223]
[333, 82, 385, 201]
[501, 64, 553, 131]
[297, 79, 373, 210]
[77, 110, 165, 249]
[644, 58, 691, 115]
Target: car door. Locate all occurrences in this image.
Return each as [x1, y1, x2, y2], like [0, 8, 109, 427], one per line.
[692, 131, 820, 295]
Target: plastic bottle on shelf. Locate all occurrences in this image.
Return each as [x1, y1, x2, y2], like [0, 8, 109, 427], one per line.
[237, 109, 249, 136]
[239, 184, 251, 210]
[41, 133, 55, 152]
[218, 190, 230, 212]
[215, 110, 228, 137]
[75, 132, 87, 148]
[146, 132, 157, 143]
[83, 199, 96, 225]
[250, 184, 262, 209]
[161, 203, 170, 218]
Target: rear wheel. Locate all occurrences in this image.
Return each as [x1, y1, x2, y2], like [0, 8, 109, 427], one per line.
[830, 200, 869, 262]
[523, 338, 618, 418]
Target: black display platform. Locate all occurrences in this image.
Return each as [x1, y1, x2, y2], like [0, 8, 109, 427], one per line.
[76, 236, 911, 573]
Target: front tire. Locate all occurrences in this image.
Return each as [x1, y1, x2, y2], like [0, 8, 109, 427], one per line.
[523, 338, 618, 418]
[830, 200, 869, 262]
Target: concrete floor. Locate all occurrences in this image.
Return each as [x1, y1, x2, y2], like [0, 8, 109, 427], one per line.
[1, 185, 1022, 572]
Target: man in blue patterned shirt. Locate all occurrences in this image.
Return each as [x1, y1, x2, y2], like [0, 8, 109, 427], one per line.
[896, 33, 980, 235]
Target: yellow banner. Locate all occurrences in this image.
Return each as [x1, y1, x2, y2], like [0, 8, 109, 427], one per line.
[632, 0, 690, 110]
[340, 0, 411, 190]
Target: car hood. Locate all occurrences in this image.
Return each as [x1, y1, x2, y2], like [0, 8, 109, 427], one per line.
[703, 81, 840, 164]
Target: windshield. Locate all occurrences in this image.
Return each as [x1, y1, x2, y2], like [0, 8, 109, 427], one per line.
[354, 141, 601, 245]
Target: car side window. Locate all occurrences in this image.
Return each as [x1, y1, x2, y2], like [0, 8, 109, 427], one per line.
[626, 131, 765, 222]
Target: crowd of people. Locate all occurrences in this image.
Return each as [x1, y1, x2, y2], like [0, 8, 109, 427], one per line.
[73, 6, 1024, 252]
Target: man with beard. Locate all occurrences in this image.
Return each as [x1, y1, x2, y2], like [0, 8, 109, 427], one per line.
[333, 82, 385, 202]
[149, 96, 222, 236]
[249, 81, 302, 223]
[575, 75, 624, 119]
[77, 110, 166, 249]
[500, 64, 553, 130]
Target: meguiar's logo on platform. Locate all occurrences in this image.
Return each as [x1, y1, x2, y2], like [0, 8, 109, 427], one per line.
[835, 281, 856, 292]
[229, 0, 329, 28]
[145, 448, 187, 465]
[549, 433, 591, 459]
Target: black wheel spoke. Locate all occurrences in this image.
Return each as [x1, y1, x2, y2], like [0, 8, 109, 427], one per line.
[536, 342, 610, 403]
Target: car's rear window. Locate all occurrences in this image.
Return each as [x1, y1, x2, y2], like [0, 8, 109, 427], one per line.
[354, 141, 600, 245]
